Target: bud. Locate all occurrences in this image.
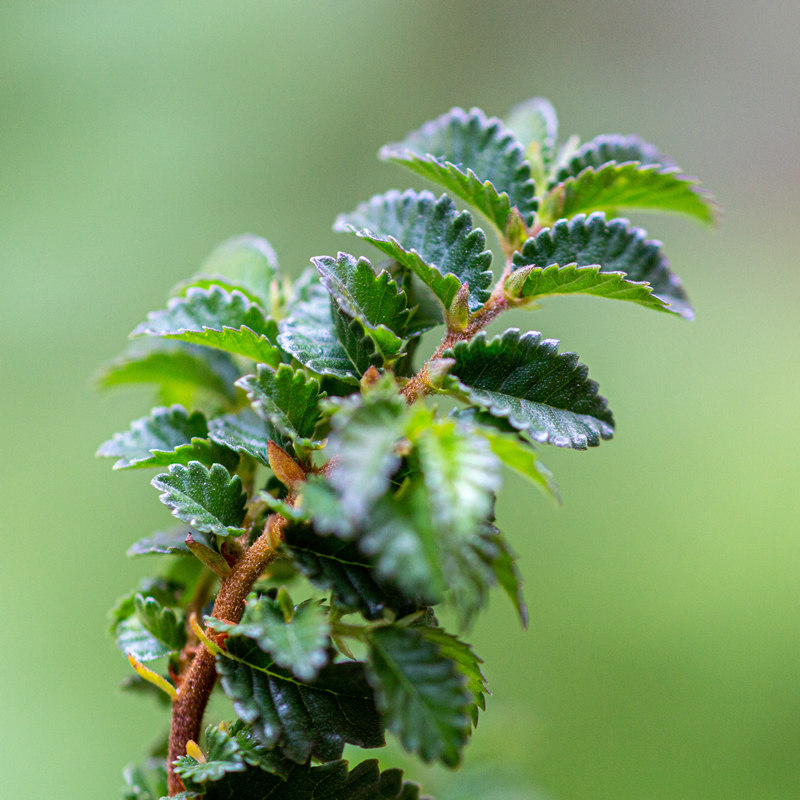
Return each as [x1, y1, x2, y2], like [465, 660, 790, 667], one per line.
[445, 282, 470, 331]
[267, 441, 306, 490]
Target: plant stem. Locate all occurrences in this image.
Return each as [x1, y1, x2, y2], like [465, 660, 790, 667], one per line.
[167, 515, 286, 795]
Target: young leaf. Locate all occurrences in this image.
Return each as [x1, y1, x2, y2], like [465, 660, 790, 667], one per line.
[541, 161, 718, 228]
[132, 286, 281, 366]
[444, 329, 615, 450]
[379, 107, 538, 236]
[108, 577, 183, 634]
[127, 525, 215, 557]
[96, 340, 240, 409]
[277, 282, 361, 384]
[504, 97, 559, 185]
[313, 252, 410, 358]
[366, 625, 473, 767]
[283, 522, 419, 621]
[215, 634, 385, 764]
[508, 212, 692, 319]
[236, 363, 323, 450]
[208, 594, 331, 682]
[334, 190, 493, 312]
[207, 409, 273, 466]
[151, 462, 247, 539]
[134, 593, 187, 652]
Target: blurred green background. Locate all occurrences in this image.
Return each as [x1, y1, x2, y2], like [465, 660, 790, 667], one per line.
[2, 1, 799, 798]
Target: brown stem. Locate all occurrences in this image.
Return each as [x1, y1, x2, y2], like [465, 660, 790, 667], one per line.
[167, 516, 286, 795]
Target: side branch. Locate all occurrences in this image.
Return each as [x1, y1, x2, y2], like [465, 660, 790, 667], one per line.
[167, 515, 285, 795]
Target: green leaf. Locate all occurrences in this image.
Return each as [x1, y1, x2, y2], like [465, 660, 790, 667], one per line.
[96, 340, 240, 408]
[541, 161, 718, 228]
[490, 536, 529, 628]
[208, 593, 331, 682]
[171, 756, 422, 800]
[331, 305, 387, 376]
[444, 329, 615, 450]
[132, 286, 281, 365]
[334, 190, 493, 312]
[134, 593, 187, 651]
[283, 522, 419, 621]
[277, 282, 361, 384]
[207, 409, 273, 465]
[379, 107, 538, 235]
[509, 212, 692, 319]
[151, 462, 247, 539]
[366, 625, 473, 766]
[122, 758, 168, 800]
[170, 275, 265, 306]
[236, 363, 323, 450]
[504, 97, 559, 185]
[313, 252, 410, 358]
[119, 674, 173, 708]
[216, 634, 385, 764]
[108, 577, 184, 634]
[126, 525, 215, 557]
[116, 617, 176, 661]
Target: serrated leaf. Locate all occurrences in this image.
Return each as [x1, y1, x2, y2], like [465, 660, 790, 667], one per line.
[170, 757, 424, 800]
[379, 107, 538, 235]
[134, 593, 186, 651]
[207, 408, 273, 465]
[490, 536, 529, 628]
[313, 253, 410, 359]
[541, 161, 718, 229]
[216, 634, 384, 764]
[108, 577, 184, 634]
[208, 594, 330, 682]
[132, 286, 281, 364]
[334, 191, 493, 312]
[331, 304, 388, 376]
[283, 523, 419, 621]
[504, 97, 559, 185]
[126, 525, 215, 557]
[510, 212, 692, 319]
[152, 462, 247, 539]
[444, 329, 615, 450]
[116, 617, 176, 661]
[236, 363, 323, 450]
[122, 758, 168, 800]
[97, 340, 240, 409]
[170, 275, 265, 306]
[277, 282, 361, 384]
[366, 625, 472, 767]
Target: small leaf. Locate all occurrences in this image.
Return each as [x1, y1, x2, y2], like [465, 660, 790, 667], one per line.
[509, 212, 692, 319]
[134, 593, 187, 651]
[207, 409, 273, 465]
[236, 363, 324, 450]
[504, 97, 559, 183]
[283, 522, 418, 621]
[151, 462, 247, 539]
[121, 758, 168, 800]
[541, 161, 718, 228]
[444, 329, 615, 450]
[116, 617, 176, 661]
[126, 525, 215, 557]
[334, 190, 493, 312]
[277, 281, 361, 384]
[313, 252, 410, 358]
[366, 625, 473, 767]
[490, 536, 529, 628]
[108, 577, 183, 634]
[216, 635, 384, 764]
[132, 286, 281, 365]
[208, 594, 331, 682]
[379, 107, 538, 235]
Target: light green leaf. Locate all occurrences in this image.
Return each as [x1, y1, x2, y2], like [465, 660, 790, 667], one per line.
[444, 329, 615, 450]
[504, 97, 559, 184]
[490, 536, 529, 629]
[108, 577, 183, 634]
[208, 409, 273, 465]
[151, 462, 247, 539]
[380, 107, 538, 236]
[334, 190, 493, 312]
[313, 252, 410, 359]
[126, 525, 215, 557]
[134, 593, 186, 651]
[366, 625, 473, 767]
[208, 593, 331, 682]
[116, 617, 175, 661]
[541, 161, 718, 228]
[121, 758, 168, 800]
[509, 212, 692, 319]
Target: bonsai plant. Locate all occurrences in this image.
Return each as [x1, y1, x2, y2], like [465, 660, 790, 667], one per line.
[97, 97, 717, 799]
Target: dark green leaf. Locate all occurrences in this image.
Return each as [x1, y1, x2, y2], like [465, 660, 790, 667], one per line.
[208, 594, 331, 682]
[132, 286, 281, 365]
[334, 191, 493, 312]
[509, 212, 692, 319]
[237, 363, 323, 450]
[313, 252, 410, 358]
[208, 408, 273, 465]
[444, 329, 615, 449]
[96, 340, 240, 409]
[331, 304, 387, 376]
[216, 634, 384, 763]
[151, 462, 247, 539]
[134, 593, 186, 651]
[366, 625, 473, 766]
[541, 161, 718, 228]
[379, 107, 538, 235]
[122, 758, 168, 800]
[126, 525, 215, 557]
[277, 282, 361, 384]
[283, 523, 418, 621]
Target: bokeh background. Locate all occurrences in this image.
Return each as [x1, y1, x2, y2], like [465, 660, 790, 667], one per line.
[2, 1, 799, 798]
